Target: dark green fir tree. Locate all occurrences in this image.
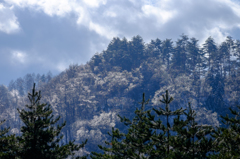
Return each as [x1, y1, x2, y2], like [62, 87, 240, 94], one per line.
[0, 119, 17, 159]
[90, 93, 156, 159]
[16, 83, 88, 159]
[90, 127, 128, 159]
[209, 105, 240, 159]
[119, 93, 156, 159]
[146, 90, 186, 158]
[171, 102, 214, 159]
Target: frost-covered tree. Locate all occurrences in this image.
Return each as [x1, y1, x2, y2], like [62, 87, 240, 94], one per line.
[24, 73, 35, 93]
[161, 39, 173, 69]
[15, 77, 25, 96]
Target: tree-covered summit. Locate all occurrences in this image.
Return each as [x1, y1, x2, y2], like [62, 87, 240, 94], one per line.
[1, 34, 240, 157]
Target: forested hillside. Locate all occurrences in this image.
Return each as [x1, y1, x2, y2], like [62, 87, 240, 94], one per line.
[0, 34, 239, 157]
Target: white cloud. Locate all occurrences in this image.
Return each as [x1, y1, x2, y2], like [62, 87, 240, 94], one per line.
[0, 4, 20, 34]
[56, 62, 69, 72]
[82, 0, 107, 8]
[5, 0, 72, 16]
[11, 50, 27, 64]
[142, 4, 176, 24]
[204, 27, 227, 45]
[89, 21, 117, 39]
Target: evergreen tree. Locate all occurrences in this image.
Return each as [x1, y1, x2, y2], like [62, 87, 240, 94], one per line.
[161, 39, 173, 70]
[234, 39, 240, 74]
[129, 35, 145, 69]
[147, 38, 162, 59]
[146, 90, 186, 158]
[90, 127, 128, 159]
[225, 36, 234, 77]
[147, 39, 156, 54]
[205, 73, 225, 114]
[209, 105, 240, 158]
[16, 83, 88, 159]
[186, 37, 201, 72]
[219, 41, 229, 78]
[103, 37, 131, 71]
[232, 40, 240, 100]
[171, 103, 214, 158]
[203, 37, 218, 69]
[91, 93, 156, 159]
[104, 37, 121, 67]
[116, 37, 130, 70]
[186, 37, 206, 105]
[144, 105, 168, 158]
[171, 34, 189, 75]
[0, 119, 17, 159]
[119, 93, 156, 158]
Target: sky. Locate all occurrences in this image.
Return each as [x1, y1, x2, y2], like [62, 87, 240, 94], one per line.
[1, 0, 240, 86]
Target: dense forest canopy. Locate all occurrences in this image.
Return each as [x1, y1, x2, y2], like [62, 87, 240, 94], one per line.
[0, 34, 240, 158]
[88, 34, 239, 116]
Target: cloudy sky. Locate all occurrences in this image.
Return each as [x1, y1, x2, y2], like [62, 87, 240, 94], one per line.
[1, 0, 240, 86]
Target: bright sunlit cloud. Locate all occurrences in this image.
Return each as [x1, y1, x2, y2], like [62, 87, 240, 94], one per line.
[142, 4, 176, 24]
[0, 4, 20, 34]
[4, 0, 72, 16]
[82, 0, 107, 8]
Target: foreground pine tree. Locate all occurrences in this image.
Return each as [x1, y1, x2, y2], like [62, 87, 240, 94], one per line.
[90, 93, 156, 159]
[117, 93, 156, 158]
[16, 83, 88, 159]
[146, 90, 186, 158]
[0, 119, 17, 159]
[171, 102, 214, 158]
[90, 127, 128, 159]
[209, 105, 240, 158]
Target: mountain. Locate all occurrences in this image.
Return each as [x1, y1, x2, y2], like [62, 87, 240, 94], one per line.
[0, 34, 239, 157]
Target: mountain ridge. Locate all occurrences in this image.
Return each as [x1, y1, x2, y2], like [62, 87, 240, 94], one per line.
[0, 34, 239, 157]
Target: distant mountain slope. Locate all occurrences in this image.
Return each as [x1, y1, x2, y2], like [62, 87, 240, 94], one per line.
[1, 34, 239, 157]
